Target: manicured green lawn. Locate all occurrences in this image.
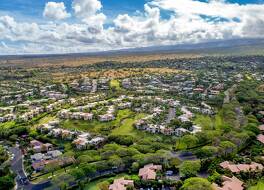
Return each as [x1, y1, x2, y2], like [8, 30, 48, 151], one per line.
[32, 165, 74, 184]
[111, 113, 146, 137]
[84, 173, 128, 190]
[0, 121, 16, 129]
[32, 115, 56, 129]
[249, 181, 264, 190]
[60, 109, 135, 134]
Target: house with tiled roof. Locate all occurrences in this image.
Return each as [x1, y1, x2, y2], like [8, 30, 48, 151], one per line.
[138, 164, 162, 180]
[257, 134, 264, 144]
[259, 125, 264, 132]
[213, 175, 244, 190]
[109, 178, 134, 190]
[220, 161, 263, 173]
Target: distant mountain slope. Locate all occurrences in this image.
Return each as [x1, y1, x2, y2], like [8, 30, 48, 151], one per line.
[114, 38, 264, 55]
[1, 38, 264, 59]
[0, 38, 263, 69]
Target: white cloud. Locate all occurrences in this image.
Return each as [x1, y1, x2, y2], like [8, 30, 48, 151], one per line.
[43, 2, 71, 20]
[72, 0, 102, 18]
[72, 0, 106, 30]
[1, 0, 264, 54]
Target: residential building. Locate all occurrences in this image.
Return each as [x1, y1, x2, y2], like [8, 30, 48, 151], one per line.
[109, 178, 134, 190]
[213, 176, 243, 190]
[139, 164, 162, 180]
[220, 161, 263, 173]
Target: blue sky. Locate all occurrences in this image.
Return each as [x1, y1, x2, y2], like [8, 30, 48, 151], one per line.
[0, 0, 261, 21]
[0, 0, 264, 54]
[0, 0, 148, 20]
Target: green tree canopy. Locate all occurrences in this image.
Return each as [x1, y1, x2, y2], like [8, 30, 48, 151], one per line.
[180, 177, 213, 190]
[219, 141, 237, 157]
[179, 160, 201, 178]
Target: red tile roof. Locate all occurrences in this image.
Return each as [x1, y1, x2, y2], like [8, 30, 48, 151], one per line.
[213, 176, 243, 190]
[138, 164, 162, 180]
[257, 134, 264, 144]
[220, 161, 263, 173]
[109, 178, 134, 190]
[259, 125, 264, 131]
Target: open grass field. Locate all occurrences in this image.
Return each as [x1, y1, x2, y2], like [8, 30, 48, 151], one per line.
[249, 181, 264, 190]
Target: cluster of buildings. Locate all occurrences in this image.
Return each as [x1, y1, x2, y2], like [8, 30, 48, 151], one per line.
[29, 139, 75, 172]
[20, 107, 45, 121]
[57, 95, 133, 122]
[120, 72, 227, 100]
[0, 98, 67, 123]
[70, 77, 110, 92]
[73, 134, 105, 150]
[135, 121, 190, 137]
[109, 164, 162, 190]
[30, 150, 74, 172]
[30, 140, 54, 153]
[0, 88, 35, 105]
[134, 104, 201, 136]
[40, 90, 68, 100]
[37, 121, 105, 150]
[214, 159, 264, 190]
[70, 78, 97, 92]
[220, 161, 263, 173]
[0, 113, 16, 123]
[58, 110, 93, 121]
[98, 105, 116, 122]
[19, 99, 66, 122]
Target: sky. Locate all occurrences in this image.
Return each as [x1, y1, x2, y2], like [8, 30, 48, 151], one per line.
[0, 0, 264, 54]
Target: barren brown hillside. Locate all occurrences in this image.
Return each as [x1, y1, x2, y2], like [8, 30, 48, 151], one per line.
[0, 53, 201, 68]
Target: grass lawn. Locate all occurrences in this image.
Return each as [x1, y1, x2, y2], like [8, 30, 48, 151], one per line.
[194, 114, 214, 130]
[31, 165, 75, 184]
[0, 121, 16, 129]
[32, 115, 56, 129]
[60, 109, 134, 134]
[175, 138, 187, 150]
[110, 79, 121, 90]
[194, 112, 224, 131]
[84, 173, 128, 190]
[111, 113, 146, 137]
[249, 181, 264, 190]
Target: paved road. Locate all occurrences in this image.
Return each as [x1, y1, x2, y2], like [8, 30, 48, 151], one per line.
[9, 146, 51, 190]
[235, 106, 247, 127]
[166, 108, 176, 124]
[170, 151, 198, 161]
[223, 84, 237, 104]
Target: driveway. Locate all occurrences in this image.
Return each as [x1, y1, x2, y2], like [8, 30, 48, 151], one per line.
[166, 108, 176, 124]
[170, 151, 198, 161]
[9, 146, 51, 190]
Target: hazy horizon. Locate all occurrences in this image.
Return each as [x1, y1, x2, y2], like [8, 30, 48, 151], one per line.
[1, 0, 264, 55]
